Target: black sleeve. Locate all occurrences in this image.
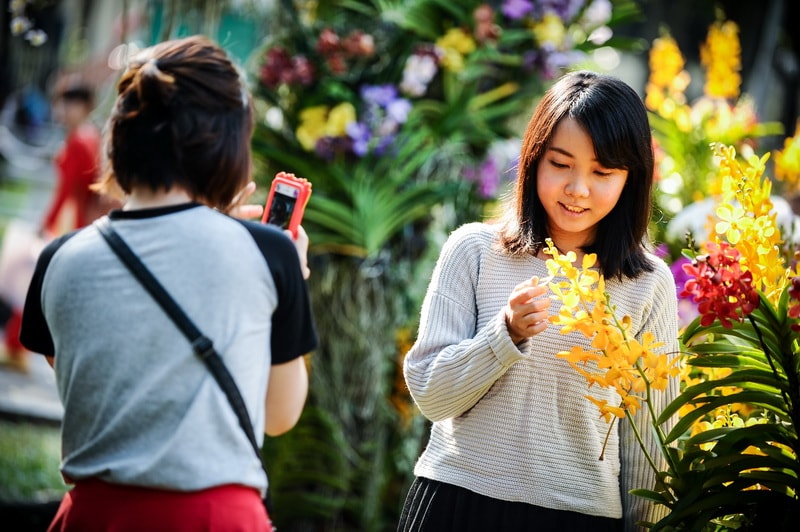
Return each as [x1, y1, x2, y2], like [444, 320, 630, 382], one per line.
[19, 233, 75, 356]
[237, 220, 318, 364]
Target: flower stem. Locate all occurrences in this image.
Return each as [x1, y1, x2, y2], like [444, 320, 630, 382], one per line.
[599, 416, 616, 461]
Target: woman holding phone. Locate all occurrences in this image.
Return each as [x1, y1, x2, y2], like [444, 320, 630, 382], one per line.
[20, 35, 317, 531]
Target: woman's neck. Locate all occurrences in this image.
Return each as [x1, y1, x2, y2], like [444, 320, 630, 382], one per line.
[124, 187, 193, 210]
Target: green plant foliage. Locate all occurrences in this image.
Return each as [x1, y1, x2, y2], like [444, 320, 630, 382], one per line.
[0, 420, 65, 503]
[262, 406, 351, 527]
[252, 125, 457, 257]
[634, 288, 800, 531]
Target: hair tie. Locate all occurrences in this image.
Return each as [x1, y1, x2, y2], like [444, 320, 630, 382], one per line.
[144, 57, 160, 72]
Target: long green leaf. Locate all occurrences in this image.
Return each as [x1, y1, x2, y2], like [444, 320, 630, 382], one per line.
[663, 391, 790, 442]
[658, 371, 787, 425]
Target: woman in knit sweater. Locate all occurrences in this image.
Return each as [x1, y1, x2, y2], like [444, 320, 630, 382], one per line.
[399, 71, 679, 532]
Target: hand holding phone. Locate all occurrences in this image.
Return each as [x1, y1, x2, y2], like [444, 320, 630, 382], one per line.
[261, 172, 312, 238]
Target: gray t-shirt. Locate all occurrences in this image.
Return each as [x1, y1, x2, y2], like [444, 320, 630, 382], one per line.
[20, 203, 317, 493]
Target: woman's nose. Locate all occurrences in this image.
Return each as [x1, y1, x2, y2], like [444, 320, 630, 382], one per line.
[565, 172, 590, 197]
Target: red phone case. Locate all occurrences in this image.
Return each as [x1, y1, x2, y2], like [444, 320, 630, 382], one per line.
[261, 172, 312, 238]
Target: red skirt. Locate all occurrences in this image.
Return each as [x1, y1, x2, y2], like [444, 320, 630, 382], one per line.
[48, 478, 273, 532]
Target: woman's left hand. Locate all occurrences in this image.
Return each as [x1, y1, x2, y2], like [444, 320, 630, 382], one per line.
[288, 225, 311, 279]
[227, 181, 264, 220]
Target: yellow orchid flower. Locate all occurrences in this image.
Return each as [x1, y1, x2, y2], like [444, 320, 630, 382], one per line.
[296, 105, 329, 151]
[532, 13, 566, 48]
[325, 102, 357, 137]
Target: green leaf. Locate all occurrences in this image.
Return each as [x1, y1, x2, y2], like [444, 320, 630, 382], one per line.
[662, 390, 790, 442]
[628, 488, 671, 505]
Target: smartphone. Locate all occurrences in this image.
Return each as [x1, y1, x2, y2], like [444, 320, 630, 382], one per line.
[262, 172, 312, 238]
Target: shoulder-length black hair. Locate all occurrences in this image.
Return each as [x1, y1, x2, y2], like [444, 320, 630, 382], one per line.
[498, 70, 655, 279]
[96, 35, 254, 210]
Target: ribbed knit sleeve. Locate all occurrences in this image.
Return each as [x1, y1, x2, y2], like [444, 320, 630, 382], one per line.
[404, 224, 526, 422]
[617, 258, 680, 531]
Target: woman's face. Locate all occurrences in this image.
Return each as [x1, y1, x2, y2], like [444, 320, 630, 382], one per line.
[535, 117, 628, 251]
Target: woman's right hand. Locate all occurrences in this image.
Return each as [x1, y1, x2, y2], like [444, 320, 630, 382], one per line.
[504, 276, 552, 344]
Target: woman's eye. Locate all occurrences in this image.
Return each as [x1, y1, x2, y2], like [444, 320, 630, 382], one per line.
[550, 160, 568, 169]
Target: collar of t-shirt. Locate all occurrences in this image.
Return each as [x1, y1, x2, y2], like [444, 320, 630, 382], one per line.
[108, 202, 202, 220]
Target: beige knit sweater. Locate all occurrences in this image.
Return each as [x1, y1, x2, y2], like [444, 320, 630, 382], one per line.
[404, 223, 680, 531]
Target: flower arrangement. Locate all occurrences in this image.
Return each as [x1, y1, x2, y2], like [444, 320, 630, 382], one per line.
[8, 0, 48, 46]
[250, 0, 638, 257]
[548, 145, 800, 530]
[645, 16, 783, 232]
[544, 240, 680, 465]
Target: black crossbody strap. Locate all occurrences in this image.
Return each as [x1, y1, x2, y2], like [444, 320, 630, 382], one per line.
[94, 217, 267, 480]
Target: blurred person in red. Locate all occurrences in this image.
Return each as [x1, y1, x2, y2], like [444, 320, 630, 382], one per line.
[41, 77, 108, 236]
[2, 78, 114, 372]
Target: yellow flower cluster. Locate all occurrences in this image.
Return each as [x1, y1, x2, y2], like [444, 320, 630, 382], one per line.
[645, 34, 690, 113]
[774, 121, 800, 189]
[645, 19, 782, 217]
[544, 240, 680, 424]
[711, 144, 787, 301]
[531, 13, 567, 49]
[435, 28, 476, 72]
[691, 405, 768, 451]
[679, 365, 754, 442]
[700, 20, 741, 99]
[296, 102, 357, 151]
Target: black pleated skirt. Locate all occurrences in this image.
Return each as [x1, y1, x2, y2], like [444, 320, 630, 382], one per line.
[397, 477, 623, 532]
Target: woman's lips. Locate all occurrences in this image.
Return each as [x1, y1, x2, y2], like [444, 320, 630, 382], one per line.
[560, 202, 587, 214]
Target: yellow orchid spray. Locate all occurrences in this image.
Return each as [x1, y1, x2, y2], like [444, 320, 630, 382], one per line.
[543, 239, 681, 460]
[435, 28, 476, 72]
[711, 144, 787, 302]
[645, 33, 690, 114]
[531, 13, 567, 49]
[700, 19, 741, 100]
[296, 105, 330, 151]
[646, 17, 783, 224]
[672, 143, 800, 526]
[295, 102, 358, 152]
[673, 144, 791, 457]
[774, 121, 800, 190]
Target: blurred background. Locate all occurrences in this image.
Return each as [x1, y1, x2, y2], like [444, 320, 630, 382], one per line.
[0, 1, 798, 531]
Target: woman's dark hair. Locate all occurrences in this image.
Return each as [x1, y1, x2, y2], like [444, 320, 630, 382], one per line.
[97, 35, 254, 210]
[498, 70, 655, 279]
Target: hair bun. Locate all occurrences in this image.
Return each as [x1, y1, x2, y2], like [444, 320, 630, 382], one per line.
[134, 58, 177, 112]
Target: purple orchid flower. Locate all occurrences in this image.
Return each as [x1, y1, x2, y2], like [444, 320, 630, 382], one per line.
[346, 121, 372, 157]
[502, 0, 534, 20]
